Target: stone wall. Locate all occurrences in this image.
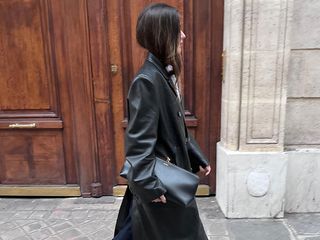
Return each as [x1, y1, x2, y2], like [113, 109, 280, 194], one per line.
[285, 0, 320, 148]
[217, 0, 320, 217]
[284, 0, 320, 213]
[217, 0, 292, 218]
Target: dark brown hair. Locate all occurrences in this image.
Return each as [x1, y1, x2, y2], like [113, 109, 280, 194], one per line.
[136, 3, 182, 77]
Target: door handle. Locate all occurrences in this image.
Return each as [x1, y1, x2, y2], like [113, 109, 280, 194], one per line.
[110, 64, 118, 74]
[9, 123, 36, 128]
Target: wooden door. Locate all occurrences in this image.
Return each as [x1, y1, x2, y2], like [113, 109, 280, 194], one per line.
[0, 0, 101, 196]
[0, 0, 223, 196]
[0, 0, 68, 189]
[100, 0, 223, 194]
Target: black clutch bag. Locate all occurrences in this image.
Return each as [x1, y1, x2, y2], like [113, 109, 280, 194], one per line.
[154, 157, 199, 207]
[120, 157, 199, 207]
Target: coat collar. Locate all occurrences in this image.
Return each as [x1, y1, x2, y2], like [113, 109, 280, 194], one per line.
[146, 52, 180, 99]
[146, 52, 170, 80]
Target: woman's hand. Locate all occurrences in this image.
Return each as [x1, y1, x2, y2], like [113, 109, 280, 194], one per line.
[200, 165, 211, 176]
[152, 195, 167, 203]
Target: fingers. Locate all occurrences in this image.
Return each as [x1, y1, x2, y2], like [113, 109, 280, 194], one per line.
[152, 195, 166, 203]
[160, 195, 167, 203]
[205, 165, 212, 176]
[200, 165, 212, 176]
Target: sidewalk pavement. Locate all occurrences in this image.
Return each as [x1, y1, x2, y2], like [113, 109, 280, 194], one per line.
[0, 196, 319, 240]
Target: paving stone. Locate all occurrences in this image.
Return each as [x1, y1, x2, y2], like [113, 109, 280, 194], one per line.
[11, 236, 31, 240]
[90, 228, 112, 240]
[71, 210, 88, 219]
[28, 211, 50, 220]
[14, 220, 37, 227]
[33, 200, 60, 211]
[48, 210, 70, 219]
[57, 229, 82, 239]
[13, 201, 36, 211]
[203, 219, 228, 236]
[104, 211, 118, 222]
[70, 219, 90, 226]
[1, 228, 26, 240]
[208, 237, 230, 240]
[29, 228, 54, 240]
[0, 212, 15, 220]
[73, 237, 91, 240]
[13, 237, 30, 240]
[0, 222, 18, 233]
[0, 199, 20, 206]
[74, 197, 116, 204]
[22, 221, 47, 233]
[44, 219, 64, 226]
[87, 210, 108, 219]
[11, 211, 33, 220]
[50, 222, 73, 233]
[0, 202, 10, 210]
[227, 220, 291, 240]
[0, 197, 319, 239]
[77, 220, 106, 234]
[197, 198, 226, 219]
[200, 207, 226, 219]
[287, 214, 320, 235]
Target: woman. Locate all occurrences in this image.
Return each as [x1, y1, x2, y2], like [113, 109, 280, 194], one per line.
[114, 3, 211, 240]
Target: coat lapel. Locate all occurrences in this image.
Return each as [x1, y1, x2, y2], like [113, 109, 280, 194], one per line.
[146, 53, 179, 98]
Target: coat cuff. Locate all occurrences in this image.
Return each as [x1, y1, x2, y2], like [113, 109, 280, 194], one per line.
[187, 135, 209, 170]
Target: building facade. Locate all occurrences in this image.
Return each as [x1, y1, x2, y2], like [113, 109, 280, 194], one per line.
[0, 0, 319, 217]
[216, 0, 320, 217]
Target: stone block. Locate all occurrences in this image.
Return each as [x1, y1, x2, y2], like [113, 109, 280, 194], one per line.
[243, 0, 287, 51]
[223, 0, 245, 52]
[240, 51, 284, 145]
[285, 99, 320, 145]
[216, 143, 288, 218]
[291, 0, 320, 49]
[220, 52, 243, 150]
[288, 50, 320, 98]
[285, 150, 320, 212]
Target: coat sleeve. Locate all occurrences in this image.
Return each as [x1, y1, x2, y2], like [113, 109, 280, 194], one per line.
[187, 133, 209, 173]
[124, 76, 166, 203]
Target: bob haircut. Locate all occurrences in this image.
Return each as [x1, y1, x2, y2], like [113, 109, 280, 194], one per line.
[136, 3, 182, 76]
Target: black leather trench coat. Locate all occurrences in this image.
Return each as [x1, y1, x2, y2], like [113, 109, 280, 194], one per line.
[115, 53, 209, 240]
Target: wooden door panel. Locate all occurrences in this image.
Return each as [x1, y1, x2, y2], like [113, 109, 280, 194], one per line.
[0, 0, 50, 110]
[0, 0, 69, 187]
[0, 0, 58, 117]
[0, 130, 65, 184]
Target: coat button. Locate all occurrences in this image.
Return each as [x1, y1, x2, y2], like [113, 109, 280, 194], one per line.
[177, 111, 182, 117]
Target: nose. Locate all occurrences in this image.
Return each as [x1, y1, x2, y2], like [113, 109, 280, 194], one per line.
[181, 31, 186, 40]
